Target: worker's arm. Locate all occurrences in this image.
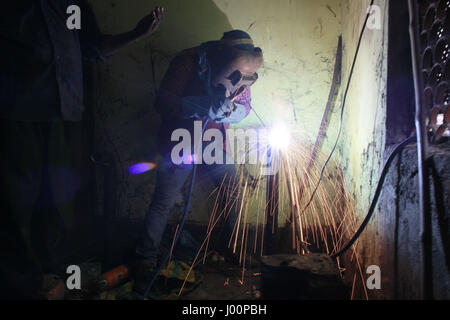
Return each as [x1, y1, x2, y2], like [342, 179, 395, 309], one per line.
[79, 2, 164, 60]
[214, 87, 252, 124]
[182, 86, 253, 124]
[100, 7, 164, 57]
[157, 48, 253, 122]
[99, 7, 164, 57]
[155, 50, 200, 118]
[155, 49, 230, 120]
[182, 84, 234, 120]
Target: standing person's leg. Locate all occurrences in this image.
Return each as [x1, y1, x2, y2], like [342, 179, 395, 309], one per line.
[136, 163, 193, 264]
[0, 120, 46, 299]
[40, 120, 80, 272]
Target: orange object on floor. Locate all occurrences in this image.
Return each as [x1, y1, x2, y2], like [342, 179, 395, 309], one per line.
[100, 265, 129, 289]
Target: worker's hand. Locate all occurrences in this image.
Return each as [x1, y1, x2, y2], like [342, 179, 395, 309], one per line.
[209, 98, 234, 122]
[134, 7, 165, 41]
[216, 103, 246, 124]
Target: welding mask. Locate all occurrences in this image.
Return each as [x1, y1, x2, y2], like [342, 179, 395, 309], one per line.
[185, 31, 262, 121]
[198, 31, 263, 99]
[211, 46, 263, 100]
[226, 69, 259, 100]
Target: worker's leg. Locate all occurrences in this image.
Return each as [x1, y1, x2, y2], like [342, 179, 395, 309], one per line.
[39, 120, 78, 272]
[136, 162, 193, 263]
[0, 120, 46, 299]
[0, 120, 72, 299]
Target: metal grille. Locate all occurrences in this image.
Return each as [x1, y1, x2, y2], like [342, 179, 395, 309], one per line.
[419, 0, 450, 143]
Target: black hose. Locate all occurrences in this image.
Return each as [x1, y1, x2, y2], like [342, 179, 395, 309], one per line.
[299, 0, 375, 216]
[408, 0, 433, 300]
[331, 135, 416, 259]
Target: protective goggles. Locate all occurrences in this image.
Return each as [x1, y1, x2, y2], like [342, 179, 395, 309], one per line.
[227, 69, 259, 87]
[227, 70, 258, 101]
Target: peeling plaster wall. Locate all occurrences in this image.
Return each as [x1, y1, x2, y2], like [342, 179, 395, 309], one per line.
[213, 0, 343, 143]
[336, 0, 389, 299]
[338, 0, 388, 218]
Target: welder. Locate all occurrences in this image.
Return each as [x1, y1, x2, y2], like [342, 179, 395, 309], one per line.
[134, 30, 263, 293]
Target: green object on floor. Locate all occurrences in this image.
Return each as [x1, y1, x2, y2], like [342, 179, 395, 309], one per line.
[100, 281, 136, 300]
[141, 260, 203, 300]
[160, 260, 195, 283]
[99, 260, 203, 300]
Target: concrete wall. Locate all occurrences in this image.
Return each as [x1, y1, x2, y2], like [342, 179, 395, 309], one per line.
[332, 0, 389, 299]
[378, 142, 450, 300]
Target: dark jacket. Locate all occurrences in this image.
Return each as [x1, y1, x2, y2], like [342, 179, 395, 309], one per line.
[0, 0, 105, 121]
[155, 47, 252, 159]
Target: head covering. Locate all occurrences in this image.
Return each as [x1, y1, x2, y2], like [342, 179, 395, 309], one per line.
[218, 31, 263, 76]
[199, 29, 261, 54]
[197, 30, 263, 94]
[220, 30, 255, 51]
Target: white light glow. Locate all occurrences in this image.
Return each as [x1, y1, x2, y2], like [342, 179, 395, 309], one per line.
[269, 123, 291, 151]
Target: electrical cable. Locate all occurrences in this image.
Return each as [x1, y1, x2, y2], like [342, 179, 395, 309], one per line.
[331, 135, 416, 258]
[299, 0, 375, 216]
[142, 119, 209, 299]
[250, 106, 267, 128]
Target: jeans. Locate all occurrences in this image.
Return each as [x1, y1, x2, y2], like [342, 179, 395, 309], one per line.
[136, 162, 241, 262]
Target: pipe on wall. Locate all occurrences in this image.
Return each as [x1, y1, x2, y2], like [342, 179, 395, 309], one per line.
[407, 0, 433, 300]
